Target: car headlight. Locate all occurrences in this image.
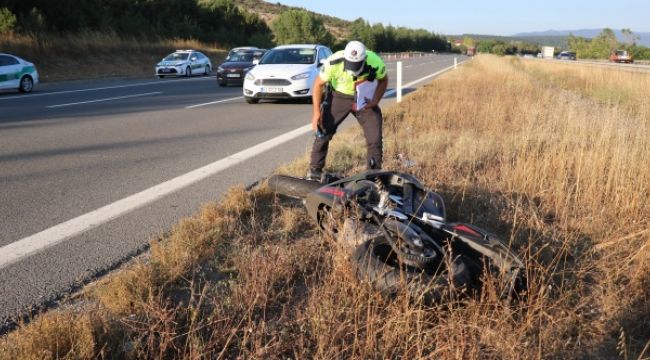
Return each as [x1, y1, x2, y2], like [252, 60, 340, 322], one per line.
[291, 72, 311, 80]
[245, 72, 255, 80]
[217, 66, 224, 72]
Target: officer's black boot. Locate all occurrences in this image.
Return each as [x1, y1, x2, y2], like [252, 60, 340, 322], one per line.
[367, 157, 381, 170]
[306, 168, 322, 181]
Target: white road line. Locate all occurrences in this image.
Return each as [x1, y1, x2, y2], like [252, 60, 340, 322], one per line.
[0, 60, 463, 269]
[0, 124, 313, 269]
[0, 77, 216, 101]
[185, 96, 243, 109]
[46, 92, 162, 108]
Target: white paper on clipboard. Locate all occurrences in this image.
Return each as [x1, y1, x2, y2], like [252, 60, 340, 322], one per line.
[355, 80, 377, 111]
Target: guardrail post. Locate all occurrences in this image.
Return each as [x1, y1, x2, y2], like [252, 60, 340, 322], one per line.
[454, 57, 457, 69]
[397, 61, 402, 103]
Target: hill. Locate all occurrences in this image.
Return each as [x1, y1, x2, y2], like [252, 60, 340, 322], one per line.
[232, 0, 351, 40]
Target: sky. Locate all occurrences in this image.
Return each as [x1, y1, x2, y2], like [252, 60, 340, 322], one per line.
[266, 0, 649, 36]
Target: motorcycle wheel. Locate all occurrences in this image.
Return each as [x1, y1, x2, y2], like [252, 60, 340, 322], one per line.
[352, 239, 472, 304]
[268, 174, 322, 199]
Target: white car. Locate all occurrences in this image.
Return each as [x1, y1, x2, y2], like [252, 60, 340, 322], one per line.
[156, 50, 212, 78]
[0, 53, 39, 93]
[243, 44, 332, 104]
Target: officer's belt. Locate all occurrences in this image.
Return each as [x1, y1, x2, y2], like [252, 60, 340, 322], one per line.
[332, 90, 354, 99]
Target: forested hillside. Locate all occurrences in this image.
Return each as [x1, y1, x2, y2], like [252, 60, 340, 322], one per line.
[232, 0, 351, 40]
[0, 0, 451, 52]
[0, 0, 274, 47]
[0, 0, 453, 81]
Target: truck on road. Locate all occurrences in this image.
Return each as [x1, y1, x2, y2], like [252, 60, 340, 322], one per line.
[542, 46, 554, 59]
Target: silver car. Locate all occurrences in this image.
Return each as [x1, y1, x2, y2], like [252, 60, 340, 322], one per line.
[156, 50, 212, 78]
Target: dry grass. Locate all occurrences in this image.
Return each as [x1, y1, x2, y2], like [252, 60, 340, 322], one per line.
[1, 55, 648, 359]
[0, 33, 226, 82]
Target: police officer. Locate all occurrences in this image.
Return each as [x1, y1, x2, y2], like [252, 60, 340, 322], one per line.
[308, 40, 388, 180]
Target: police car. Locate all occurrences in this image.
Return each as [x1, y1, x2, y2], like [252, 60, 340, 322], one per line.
[243, 44, 332, 104]
[155, 50, 212, 78]
[0, 53, 39, 93]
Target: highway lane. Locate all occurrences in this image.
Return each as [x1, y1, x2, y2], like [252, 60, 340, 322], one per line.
[523, 57, 650, 72]
[0, 54, 467, 325]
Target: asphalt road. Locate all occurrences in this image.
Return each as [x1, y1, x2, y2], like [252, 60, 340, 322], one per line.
[527, 57, 650, 72]
[0, 54, 467, 325]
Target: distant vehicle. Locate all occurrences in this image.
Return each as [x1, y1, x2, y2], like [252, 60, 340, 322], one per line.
[155, 50, 212, 78]
[609, 50, 634, 64]
[466, 47, 476, 56]
[243, 44, 333, 104]
[217, 49, 266, 87]
[0, 53, 39, 93]
[541, 46, 555, 59]
[557, 51, 577, 60]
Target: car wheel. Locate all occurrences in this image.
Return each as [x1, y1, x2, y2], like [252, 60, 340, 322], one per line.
[218, 80, 226, 87]
[186, 66, 192, 77]
[19, 75, 34, 93]
[245, 97, 259, 104]
[158, 75, 164, 78]
[204, 65, 211, 76]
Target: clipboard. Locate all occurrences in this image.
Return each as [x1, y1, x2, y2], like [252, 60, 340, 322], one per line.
[354, 79, 378, 111]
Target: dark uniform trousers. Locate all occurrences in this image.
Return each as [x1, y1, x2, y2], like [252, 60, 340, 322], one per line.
[310, 90, 383, 171]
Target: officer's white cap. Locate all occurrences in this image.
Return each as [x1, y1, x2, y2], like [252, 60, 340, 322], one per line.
[344, 41, 367, 75]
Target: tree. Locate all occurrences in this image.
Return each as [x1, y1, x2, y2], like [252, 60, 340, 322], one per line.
[621, 28, 638, 46]
[348, 18, 375, 49]
[271, 9, 333, 46]
[0, 7, 16, 34]
[491, 43, 506, 56]
[591, 28, 618, 57]
[476, 40, 494, 53]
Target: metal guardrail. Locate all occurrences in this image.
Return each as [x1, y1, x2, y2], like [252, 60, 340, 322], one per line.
[378, 52, 436, 60]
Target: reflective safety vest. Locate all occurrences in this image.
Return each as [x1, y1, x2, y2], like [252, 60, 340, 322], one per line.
[319, 50, 387, 96]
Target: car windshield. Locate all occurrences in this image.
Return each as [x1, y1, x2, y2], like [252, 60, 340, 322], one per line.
[259, 48, 316, 65]
[227, 52, 255, 62]
[616, 50, 628, 56]
[164, 53, 189, 61]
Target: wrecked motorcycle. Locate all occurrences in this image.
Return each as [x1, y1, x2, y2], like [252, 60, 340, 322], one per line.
[268, 170, 526, 303]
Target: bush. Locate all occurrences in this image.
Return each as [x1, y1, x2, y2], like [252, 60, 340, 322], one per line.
[0, 7, 16, 34]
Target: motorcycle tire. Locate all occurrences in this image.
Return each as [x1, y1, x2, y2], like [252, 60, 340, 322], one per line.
[352, 239, 472, 303]
[268, 174, 323, 199]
